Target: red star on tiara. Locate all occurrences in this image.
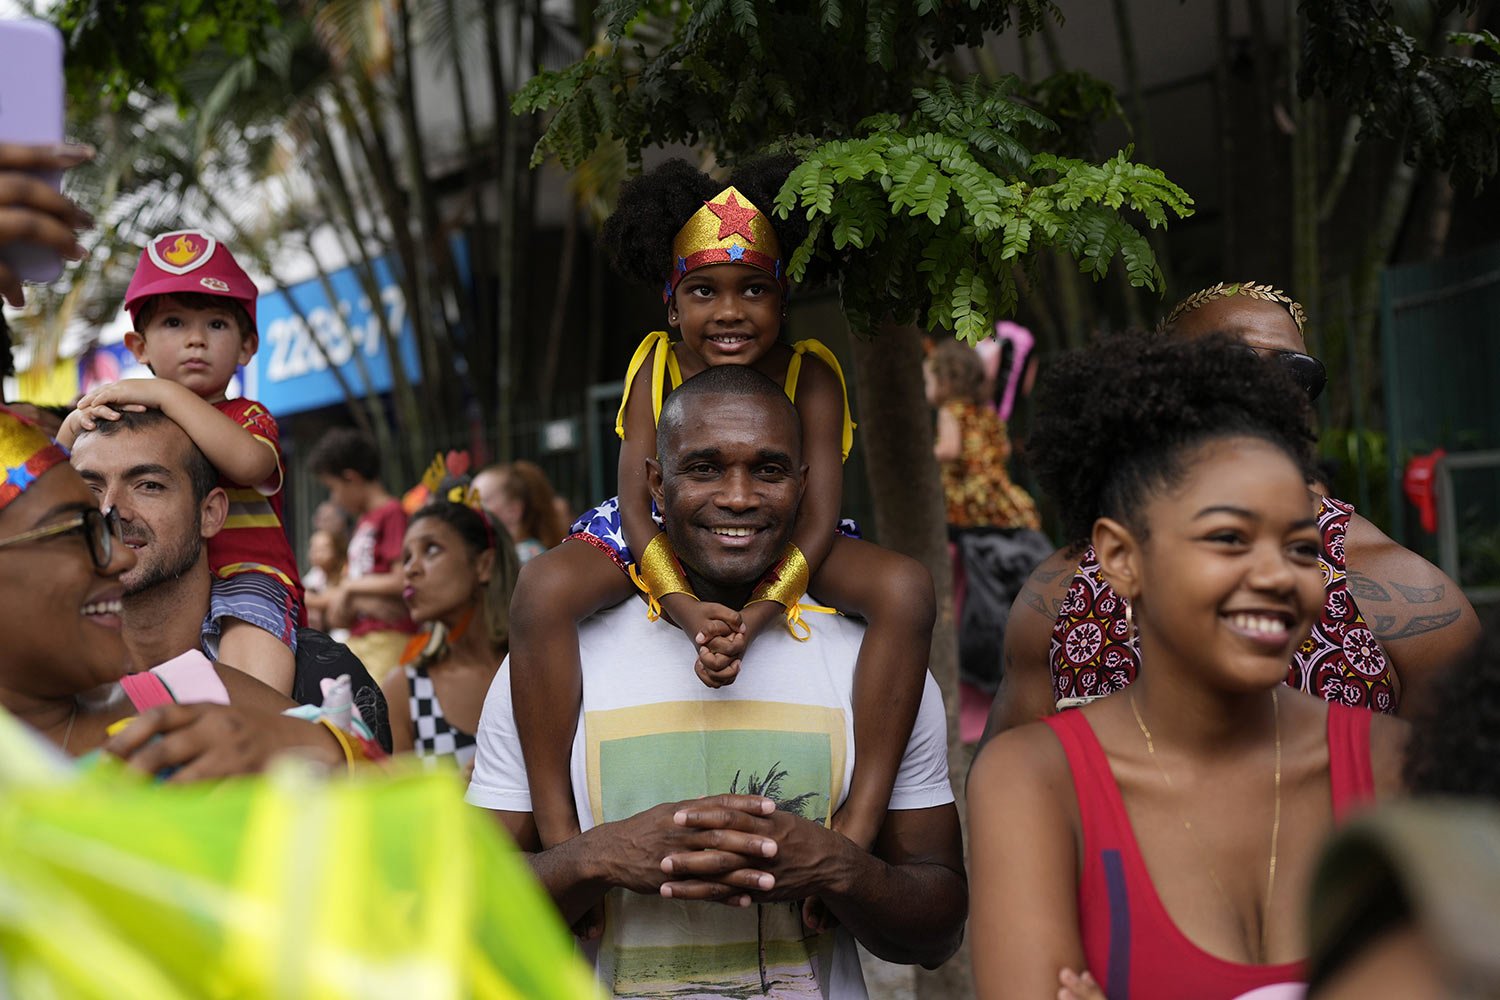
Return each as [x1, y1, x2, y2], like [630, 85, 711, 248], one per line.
[708, 192, 760, 243]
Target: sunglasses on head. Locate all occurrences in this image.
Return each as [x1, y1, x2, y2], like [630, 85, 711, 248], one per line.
[1244, 346, 1327, 401]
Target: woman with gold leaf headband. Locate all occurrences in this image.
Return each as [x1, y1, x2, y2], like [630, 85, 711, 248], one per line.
[507, 158, 936, 867]
[383, 453, 521, 770]
[980, 281, 1480, 746]
[0, 404, 367, 773]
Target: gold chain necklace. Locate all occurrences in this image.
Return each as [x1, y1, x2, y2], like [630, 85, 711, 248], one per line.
[60, 700, 79, 755]
[1128, 687, 1282, 962]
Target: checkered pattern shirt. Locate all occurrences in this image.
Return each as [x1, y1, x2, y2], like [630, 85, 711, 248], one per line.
[406, 664, 476, 764]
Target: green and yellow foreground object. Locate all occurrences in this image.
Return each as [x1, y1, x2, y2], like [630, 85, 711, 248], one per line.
[0, 711, 599, 999]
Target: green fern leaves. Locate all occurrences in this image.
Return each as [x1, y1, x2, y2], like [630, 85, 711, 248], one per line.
[776, 80, 1193, 343]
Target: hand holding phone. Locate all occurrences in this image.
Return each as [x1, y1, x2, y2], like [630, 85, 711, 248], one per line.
[0, 19, 93, 306]
[0, 143, 93, 305]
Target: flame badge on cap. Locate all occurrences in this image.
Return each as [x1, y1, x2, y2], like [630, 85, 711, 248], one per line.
[146, 231, 219, 276]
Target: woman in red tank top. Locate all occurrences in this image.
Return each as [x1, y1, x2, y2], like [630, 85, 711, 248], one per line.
[968, 333, 1407, 1000]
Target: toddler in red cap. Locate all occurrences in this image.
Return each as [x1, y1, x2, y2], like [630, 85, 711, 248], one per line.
[58, 231, 304, 695]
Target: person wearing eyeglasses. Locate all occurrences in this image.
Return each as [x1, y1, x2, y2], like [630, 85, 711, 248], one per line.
[980, 281, 1480, 746]
[0, 404, 364, 774]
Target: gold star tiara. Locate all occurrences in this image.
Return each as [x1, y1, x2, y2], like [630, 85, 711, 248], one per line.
[664, 185, 785, 300]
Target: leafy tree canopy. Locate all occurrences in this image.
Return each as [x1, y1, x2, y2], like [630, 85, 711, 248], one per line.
[1300, 0, 1500, 191]
[52, 0, 281, 108]
[519, 1, 1192, 341]
[519, 0, 1063, 169]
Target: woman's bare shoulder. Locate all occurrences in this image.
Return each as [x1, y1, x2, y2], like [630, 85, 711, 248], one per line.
[969, 718, 1074, 799]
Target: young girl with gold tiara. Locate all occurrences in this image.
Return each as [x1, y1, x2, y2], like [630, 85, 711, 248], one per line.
[508, 158, 935, 867]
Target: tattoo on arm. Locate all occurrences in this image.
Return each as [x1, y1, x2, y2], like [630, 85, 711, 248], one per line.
[1369, 608, 1462, 640]
[1019, 585, 1049, 617]
[1347, 573, 1392, 602]
[1389, 579, 1445, 604]
[1031, 566, 1067, 585]
[1017, 584, 1065, 619]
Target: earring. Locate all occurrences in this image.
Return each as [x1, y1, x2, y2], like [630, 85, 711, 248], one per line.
[1123, 596, 1136, 642]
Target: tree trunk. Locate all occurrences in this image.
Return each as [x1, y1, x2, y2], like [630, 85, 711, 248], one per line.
[492, 0, 524, 460]
[1418, 171, 1455, 260]
[1287, 8, 1323, 358]
[1017, 30, 1038, 83]
[1109, 0, 1172, 295]
[330, 77, 434, 475]
[1050, 252, 1088, 349]
[848, 322, 969, 999]
[1214, 0, 1237, 277]
[1350, 145, 1418, 440]
[393, 0, 471, 446]
[1038, 14, 1066, 76]
[1113, 263, 1147, 331]
[1247, 0, 1276, 175]
[443, 0, 502, 455]
[541, 205, 580, 408]
[1013, 267, 1061, 353]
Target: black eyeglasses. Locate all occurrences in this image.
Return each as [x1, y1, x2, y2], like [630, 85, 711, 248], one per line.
[1246, 346, 1327, 401]
[0, 506, 122, 569]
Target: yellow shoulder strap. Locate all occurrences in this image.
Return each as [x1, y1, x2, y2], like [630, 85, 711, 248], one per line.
[665, 339, 685, 393]
[615, 331, 675, 440]
[787, 338, 857, 462]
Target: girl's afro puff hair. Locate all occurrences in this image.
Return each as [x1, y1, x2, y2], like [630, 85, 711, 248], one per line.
[601, 155, 809, 290]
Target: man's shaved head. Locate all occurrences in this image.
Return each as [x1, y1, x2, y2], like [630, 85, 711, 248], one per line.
[657, 364, 801, 459]
[649, 365, 806, 603]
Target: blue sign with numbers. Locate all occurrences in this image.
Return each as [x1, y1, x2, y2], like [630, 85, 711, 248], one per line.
[252, 255, 423, 416]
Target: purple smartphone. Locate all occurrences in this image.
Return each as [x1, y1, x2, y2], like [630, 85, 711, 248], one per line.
[0, 19, 66, 284]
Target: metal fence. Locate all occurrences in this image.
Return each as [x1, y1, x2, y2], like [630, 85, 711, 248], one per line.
[1380, 242, 1500, 598]
[503, 389, 606, 516]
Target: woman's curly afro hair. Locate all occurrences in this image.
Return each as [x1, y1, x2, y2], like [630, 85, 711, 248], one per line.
[1028, 330, 1318, 545]
[600, 155, 809, 290]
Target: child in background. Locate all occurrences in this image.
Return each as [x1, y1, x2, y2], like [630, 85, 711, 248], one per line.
[927, 338, 1042, 532]
[509, 158, 935, 865]
[303, 526, 349, 642]
[925, 338, 1051, 737]
[472, 460, 566, 564]
[59, 231, 304, 695]
[307, 428, 416, 682]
